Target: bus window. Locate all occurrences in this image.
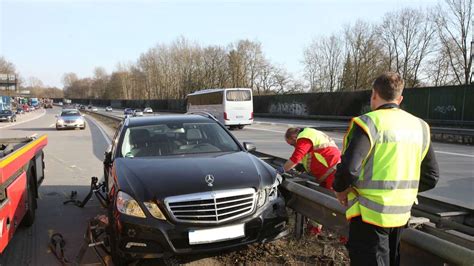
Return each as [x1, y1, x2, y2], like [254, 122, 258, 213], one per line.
[226, 90, 251, 101]
[188, 91, 223, 105]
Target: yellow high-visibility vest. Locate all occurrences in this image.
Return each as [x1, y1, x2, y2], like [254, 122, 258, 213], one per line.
[297, 128, 337, 173]
[343, 108, 430, 227]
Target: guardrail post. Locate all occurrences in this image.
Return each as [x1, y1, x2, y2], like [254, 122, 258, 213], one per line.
[295, 212, 305, 240]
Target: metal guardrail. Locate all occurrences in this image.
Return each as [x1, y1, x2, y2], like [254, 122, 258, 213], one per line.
[252, 151, 474, 266]
[84, 109, 474, 265]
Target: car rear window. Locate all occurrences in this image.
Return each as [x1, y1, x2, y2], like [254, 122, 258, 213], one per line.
[120, 122, 240, 158]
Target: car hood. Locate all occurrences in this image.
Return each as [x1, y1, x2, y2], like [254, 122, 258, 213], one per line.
[0, 113, 12, 117]
[114, 151, 276, 202]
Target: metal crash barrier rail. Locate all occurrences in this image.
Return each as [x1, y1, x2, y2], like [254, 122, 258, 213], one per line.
[83, 109, 474, 266]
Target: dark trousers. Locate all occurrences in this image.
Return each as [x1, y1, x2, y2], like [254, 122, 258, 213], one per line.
[346, 216, 404, 266]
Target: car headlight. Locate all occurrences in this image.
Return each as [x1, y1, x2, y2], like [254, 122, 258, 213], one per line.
[116, 191, 146, 218]
[76, 118, 84, 123]
[143, 202, 167, 220]
[267, 174, 282, 202]
[7, 116, 11, 119]
[57, 119, 64, 123]
[257, 189, 267, 208]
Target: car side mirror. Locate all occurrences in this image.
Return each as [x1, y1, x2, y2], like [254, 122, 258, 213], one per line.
[243, 142, 256, 152]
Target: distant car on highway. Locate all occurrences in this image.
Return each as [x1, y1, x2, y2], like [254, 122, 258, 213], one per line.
[88, 105, 92, 110]
[144, 107, 153, 113]
[79, 105, 86, 110]
[0, 109, 17, 122]
[124, 108, 134, 117]
[22, 105, 30, 112]
[105, 106, 113, 112]
[56, 109, 86, 130]
[92, 107, 98, 112]
[103, 114, 287, 264]
[133, 109, 144, 117]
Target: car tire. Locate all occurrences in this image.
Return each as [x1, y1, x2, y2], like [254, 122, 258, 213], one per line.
[238, 125, 244, 129]
[22, 168, 36, 227]
[80, 124, 86, 130]
[107, 207, 132, 266]
[56, 126, 61, 130]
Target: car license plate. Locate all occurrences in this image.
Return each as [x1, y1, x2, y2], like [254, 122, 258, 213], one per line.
[236, 115, 243, 118]
[188, 223, 245, 245]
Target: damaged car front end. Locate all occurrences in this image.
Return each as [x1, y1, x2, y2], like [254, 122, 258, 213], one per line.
[104, 114, 288, 264]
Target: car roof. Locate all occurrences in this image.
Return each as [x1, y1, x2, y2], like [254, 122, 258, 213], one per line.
[125, 114, 215, 127]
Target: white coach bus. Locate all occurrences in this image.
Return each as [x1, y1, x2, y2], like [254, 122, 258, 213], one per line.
[186, 88, 254, 129]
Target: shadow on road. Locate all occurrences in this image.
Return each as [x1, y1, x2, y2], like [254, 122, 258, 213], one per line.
[11, 127, 60, 132]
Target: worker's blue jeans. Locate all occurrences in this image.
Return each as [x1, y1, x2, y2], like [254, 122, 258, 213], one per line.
[346, 216, 405, 266]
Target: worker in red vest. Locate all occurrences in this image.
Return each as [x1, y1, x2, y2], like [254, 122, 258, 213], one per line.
[277, 127, 341, 190]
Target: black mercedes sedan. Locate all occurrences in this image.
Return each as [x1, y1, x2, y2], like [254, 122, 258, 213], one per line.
[104, 114, 288, 264]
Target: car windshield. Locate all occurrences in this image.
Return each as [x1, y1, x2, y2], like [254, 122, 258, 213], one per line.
[0, 110, 12, 114]
[120, 122, 240, 158]
[61, 110, 80, 116]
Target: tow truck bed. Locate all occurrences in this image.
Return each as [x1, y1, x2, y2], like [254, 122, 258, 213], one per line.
[0, 135, 47, 253]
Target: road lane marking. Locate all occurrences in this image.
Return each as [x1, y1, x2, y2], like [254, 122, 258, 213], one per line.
[246, 127, 285, 134]
[247, 127, 472, 157]
[85, 116, 111, 144]
[435, 151, 474, 158]
[247, 127, 344, 141]
[0, 109, 46, 129]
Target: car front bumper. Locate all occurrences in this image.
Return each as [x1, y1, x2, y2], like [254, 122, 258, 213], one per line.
[111, 196, 288, 259]
[56, 122, 85, 128]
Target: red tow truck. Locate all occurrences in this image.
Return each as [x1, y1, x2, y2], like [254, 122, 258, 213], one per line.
[0, 135, 47, 253]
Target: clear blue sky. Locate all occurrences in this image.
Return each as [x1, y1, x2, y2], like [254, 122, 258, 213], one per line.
[1, 0, 438, 88]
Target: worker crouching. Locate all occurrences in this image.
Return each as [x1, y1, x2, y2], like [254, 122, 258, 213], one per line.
[279, 127, 341, 190]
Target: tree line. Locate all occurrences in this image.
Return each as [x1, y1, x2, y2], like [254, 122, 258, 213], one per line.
[304, 0, 472, 92]
[61, 38, 303, 100]
[0, 56, 64, 98]
[1, 0, 472, 99]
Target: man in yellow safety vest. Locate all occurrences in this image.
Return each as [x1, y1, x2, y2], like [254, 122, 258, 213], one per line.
[333, 72, 439, 266]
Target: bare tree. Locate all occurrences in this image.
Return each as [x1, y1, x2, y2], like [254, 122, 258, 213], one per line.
[0, 57, 16, 74]
[377, 8, 436, 87]
[435, 0, 473, 84]
[342, 20, 386, 91]
[92, 67, 108, 99]
[303, 34, 343, 92]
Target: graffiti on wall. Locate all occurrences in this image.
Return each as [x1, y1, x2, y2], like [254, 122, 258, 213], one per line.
[433, 105, 457, 114]
[269, 102, 308, 116]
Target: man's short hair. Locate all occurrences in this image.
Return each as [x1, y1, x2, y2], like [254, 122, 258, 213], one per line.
[285, 127, 301, 139]
[373, 72, 404, 101]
